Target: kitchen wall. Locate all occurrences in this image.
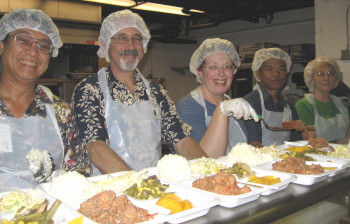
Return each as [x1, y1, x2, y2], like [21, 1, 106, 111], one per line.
[315, 0, 350, 85]
[139, 7, 316, 102]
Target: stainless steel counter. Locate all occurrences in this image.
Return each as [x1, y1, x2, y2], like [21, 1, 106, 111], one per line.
[184, 169, 350, 224]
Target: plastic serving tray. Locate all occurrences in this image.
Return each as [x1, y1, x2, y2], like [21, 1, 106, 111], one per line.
[40, 171, 219, 224]
[0, 189, 95, 224]
[188, 158, 296, 196]
[254, 160, 344, 185]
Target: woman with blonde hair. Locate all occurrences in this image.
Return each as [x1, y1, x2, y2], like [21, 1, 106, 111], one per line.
[295, 57, 349, 141]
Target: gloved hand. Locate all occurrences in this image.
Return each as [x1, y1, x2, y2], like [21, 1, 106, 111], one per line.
[220, 98, 259, 122]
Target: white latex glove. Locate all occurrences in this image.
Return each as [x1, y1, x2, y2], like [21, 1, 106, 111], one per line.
[220, 98, 259, 122]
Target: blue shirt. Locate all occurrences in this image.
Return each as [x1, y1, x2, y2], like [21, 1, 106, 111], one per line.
[176, 94, 216, 142]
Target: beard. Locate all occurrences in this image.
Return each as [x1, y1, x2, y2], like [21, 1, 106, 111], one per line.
[119, 58, 139, 71]
[119, 49, 140, 71]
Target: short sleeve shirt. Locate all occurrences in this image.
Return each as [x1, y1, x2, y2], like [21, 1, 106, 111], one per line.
[72, 67, 191, 152]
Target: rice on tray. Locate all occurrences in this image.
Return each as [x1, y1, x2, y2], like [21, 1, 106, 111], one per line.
[227, 143, 282, 166]
[49, 170, 147, 203]
[157, 154, 192, 182]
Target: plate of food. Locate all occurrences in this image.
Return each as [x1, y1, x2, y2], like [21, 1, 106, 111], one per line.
[40, 170, 219, 224]
[0, 188, 95, 224]
[280, 138, 350, 165]
[254, 157, 344, 185]
[240, 168, 297, 196]
[172, 170, 268, 208]
[187, 157, 296, 196]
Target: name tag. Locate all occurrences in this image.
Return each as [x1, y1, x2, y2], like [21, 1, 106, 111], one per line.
[0, 124, 13, 153]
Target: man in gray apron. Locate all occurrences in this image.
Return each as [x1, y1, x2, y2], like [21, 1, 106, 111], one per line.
[241, 48, 303, 147]
[72, 10, 207, 175]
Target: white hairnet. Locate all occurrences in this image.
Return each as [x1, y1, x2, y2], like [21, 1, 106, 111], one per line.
[252, 48, 292, 82]
[97, 9, 151, 62]
[304, 56, 340, 92]
[0, 8, 63, 57]
[190, 38, 240, 83]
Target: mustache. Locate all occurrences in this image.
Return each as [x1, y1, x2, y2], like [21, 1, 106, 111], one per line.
[119, 49, 139, 56]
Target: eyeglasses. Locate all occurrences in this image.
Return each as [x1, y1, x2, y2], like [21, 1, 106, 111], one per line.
[110, 34, 147, 45]
[314, 71, 336, 78]
[9, 34, 53, 55]
[202, 65, 234, 73]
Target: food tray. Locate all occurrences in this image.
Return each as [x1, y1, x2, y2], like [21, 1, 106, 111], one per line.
[40, 171, 219, 224]
[188, 158, 296, 196]
[278, 141, 350, 167]
[143, 166, 266, 208]
[254, 160, 344, 185]
[0, 189, 96, 224]
[164, 176, 266, 208]
[245, 168, 297, 196]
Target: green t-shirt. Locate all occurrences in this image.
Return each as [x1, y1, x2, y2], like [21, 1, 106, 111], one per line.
[295, 97, 345, 125]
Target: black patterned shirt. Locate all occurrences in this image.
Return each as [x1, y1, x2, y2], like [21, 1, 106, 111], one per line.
[72, 67, 191, 153]
[0, 85, 91, 176]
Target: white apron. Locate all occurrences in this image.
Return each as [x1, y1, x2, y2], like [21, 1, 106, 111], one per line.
[257, 85, 291, 146]
[305, 93, 349, 141]
[190, 87, 246, 154]
[0, 85, 64, 177]
[96, 67, 161, 175]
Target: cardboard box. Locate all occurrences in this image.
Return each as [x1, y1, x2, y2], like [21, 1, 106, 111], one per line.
[239, 42, 280, 63]
[289, 44, 315, 61]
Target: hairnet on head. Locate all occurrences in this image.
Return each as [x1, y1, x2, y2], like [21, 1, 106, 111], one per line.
[0, 8, 63, 57]
[97, 9, 151, 62]
[252, 48, 292, 82]
[303, 56, 340, 92]
[190, 38, 240, 83]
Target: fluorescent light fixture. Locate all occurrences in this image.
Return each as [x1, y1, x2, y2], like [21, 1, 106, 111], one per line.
[133, 2, 189, 16]
[84, 0, 134, 7]
[82, 0, 205, 16]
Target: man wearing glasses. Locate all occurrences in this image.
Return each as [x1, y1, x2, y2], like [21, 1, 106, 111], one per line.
[0, 8, 90, 184]
[72, 9, 207, 175]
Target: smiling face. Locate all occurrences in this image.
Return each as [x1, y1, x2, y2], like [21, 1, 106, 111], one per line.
[108, 27, 144, 72]
[0, 28, 51, 82]
[197, 52, 234, 98]
[255, 58, 288, 93]
[312, 62, 337, 93]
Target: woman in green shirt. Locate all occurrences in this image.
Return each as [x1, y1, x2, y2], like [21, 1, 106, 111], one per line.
[295, 57, 349, 141]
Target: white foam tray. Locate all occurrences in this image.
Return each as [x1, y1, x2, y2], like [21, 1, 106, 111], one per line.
[40, 171, 219, 224]
[188, 158, 296, 196]
[254, 160, 344, 185]
[0, 189, 95, 224]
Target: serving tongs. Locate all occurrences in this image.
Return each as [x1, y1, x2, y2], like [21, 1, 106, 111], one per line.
[257, 116, 316, 132]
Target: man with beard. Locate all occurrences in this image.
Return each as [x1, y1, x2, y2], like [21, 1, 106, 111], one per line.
[72, 10, 207, 175]
[240, 48, 303, 147]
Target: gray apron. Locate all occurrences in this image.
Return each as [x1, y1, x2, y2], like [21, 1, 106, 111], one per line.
[257, 85, 291, 146]
[95, 67, 161, 175]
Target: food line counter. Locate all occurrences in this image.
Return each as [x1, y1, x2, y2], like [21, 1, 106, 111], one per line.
[185, 166, 350, 224]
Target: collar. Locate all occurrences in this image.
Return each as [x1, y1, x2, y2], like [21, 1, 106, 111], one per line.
[258, 83, 288, 107]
